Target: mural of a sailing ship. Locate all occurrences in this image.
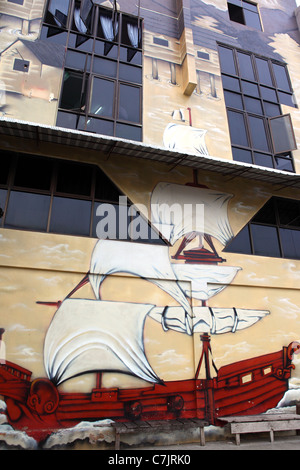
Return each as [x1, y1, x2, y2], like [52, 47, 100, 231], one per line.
[0, 181, 299, 443]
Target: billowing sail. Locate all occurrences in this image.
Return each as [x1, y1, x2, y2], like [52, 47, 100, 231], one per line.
[149, 306, 269, 335]
[44, 299, 162, 386]
[89, 239, 193, 333]
[172, 264, 241, 301]
[150, 182, 234, 246]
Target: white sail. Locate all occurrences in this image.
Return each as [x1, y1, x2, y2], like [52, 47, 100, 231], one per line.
[44, 299, 162, 386]
[150, 182, 234, 246]
[172, 264, 241, 301]
[163, 124, 209, 155]
[149, 306, 269, 335]
[89, 239, 193, 333]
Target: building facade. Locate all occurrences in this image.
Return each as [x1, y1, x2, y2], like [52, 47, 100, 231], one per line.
[1, 0, 300, 447]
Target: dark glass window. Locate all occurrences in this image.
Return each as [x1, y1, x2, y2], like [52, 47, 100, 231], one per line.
[45, 1, 143, 142]
[50, 197, 91, 236]
[14, 155, 53, 190]
[60, 70, 87, 111]
[5, 192, 50, 231]
[225, 197, 300, 260]
[90, 78, 115, 117]
[0, 151, 164, 244]
[219, 45, 296, 171]
[227, 110, 248, 146]
[227, 1, 262, 31]
[56, 160, 93, 196]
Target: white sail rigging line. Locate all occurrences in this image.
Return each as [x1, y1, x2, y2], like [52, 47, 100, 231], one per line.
[149, 306, 269, 335]
[150, 182, 234, 246]
[89, 239, 193, 334]
[44, 299, 162, 386]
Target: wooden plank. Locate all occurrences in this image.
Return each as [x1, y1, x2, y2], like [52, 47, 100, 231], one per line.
[230, 422, 271, 434]
[220, 414, 300, 424]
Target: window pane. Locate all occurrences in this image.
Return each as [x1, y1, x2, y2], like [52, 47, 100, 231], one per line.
[253, 152, 274, 168]
[241, 80, 259, 97]
[119, 47, 142, 65]
[14, 156, 53, 190]
[72, 3, 91, 35]
[277, 198, 300, 227]
[224, 91, 243, 109]
[273, 63, 291, 91]
[56, 111, 79, 129]
[119, 63, 142, 84]
[263, 101, 281, 117]
[248, 116, 269, 151]
[255, 58, 273, 86]
[232, 147, 252, 163]
[219, 47, 236, 75]
[78, 116, 114, 136]
[225, 225, 252, 254]
[252, 198, 276, 224]
[244, 10, 262, 30]
[5, 191, 50, 231]
[244, 96, 263, 114]
[116, 123, 142, 141]
[222, 75, 240, 92]
[269, 114, 297, 154]
[90, 77, 115, 117]
[260, 86, 277, 102]
[0, 189, 7, 216]
[97, 11, 118, 41]
[60, 70, 87, 110]
[56, 161, 92, 196]
[45, 0, 70, 27]
[278, 91, 295, 107]
[68, 33, 93, 52]
[94, 40, 118, 58]
[228, 4, 244, 24]
[40, 25, 68, 45]
[50, 197, 91, 236]
[274, 156, 294, 172]
[119, 84, 140, 123]
[251, 224, 281, 257]
[243, 1, 259, 12]
[121, 16, 141, 48]
[92, 203, 130, 240]
[65, 50, 91, 71]
[95, 168, 121, 202]
[93, 57, 117, 78]
[280, 228, 300, 259]
[237, 52, 254, 80]
[0, 151, 12, 185]
[227, 110, 249, 146]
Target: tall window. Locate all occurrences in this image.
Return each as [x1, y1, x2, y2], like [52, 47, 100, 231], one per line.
[219, 45, 297, 172]
[41, 0, 143, 141]
[0, 151, 163, 243]
[225, 197, 300, 260]
[227, 1, 262, 31]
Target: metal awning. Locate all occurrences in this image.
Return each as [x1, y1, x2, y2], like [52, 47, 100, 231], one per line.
[0, 117, 300, 190]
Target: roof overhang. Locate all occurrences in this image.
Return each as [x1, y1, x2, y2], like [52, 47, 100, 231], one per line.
[0, 117, 300, 190]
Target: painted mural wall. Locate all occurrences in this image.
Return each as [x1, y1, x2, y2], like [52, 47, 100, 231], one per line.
[0, 0, 300, 448]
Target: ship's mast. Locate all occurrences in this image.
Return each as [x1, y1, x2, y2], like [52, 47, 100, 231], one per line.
[196, 333, 217, 424]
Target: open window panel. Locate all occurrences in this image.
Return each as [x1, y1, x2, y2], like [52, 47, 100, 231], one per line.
[269, 114, 297, 155]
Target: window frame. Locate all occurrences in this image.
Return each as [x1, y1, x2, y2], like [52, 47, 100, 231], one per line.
[0, 151, 164, 244]
[227, 0, 262, 31]
[224, 197, 300, 260]
[42, 0, 143, 141]
[219, 44, 297, 172]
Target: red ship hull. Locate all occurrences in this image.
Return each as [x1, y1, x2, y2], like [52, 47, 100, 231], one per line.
[0, 339, 298, 443]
